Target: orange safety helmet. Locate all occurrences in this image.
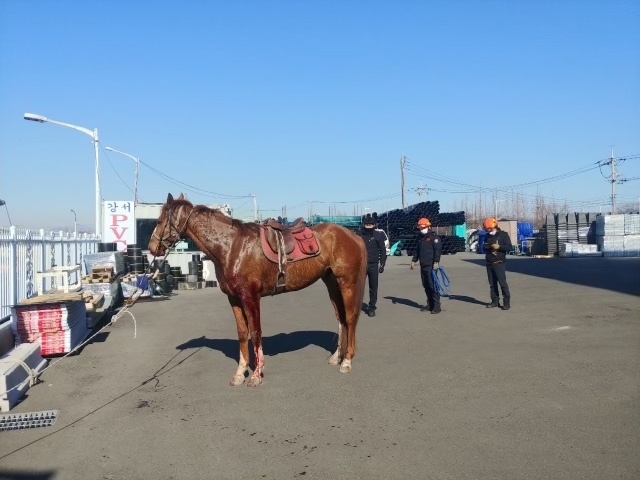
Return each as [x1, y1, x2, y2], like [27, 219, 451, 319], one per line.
[417, 218, 431, 228]
[483, 217, 498, 230]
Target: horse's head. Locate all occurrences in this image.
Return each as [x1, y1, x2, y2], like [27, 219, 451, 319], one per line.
[148, 193, 193, 256]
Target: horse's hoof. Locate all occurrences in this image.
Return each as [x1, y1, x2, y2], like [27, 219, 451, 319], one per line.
[327, 354, 341, 366]
[339, 360, 352, 374]
[229, 374, 245, 386]
[247, 374, 262, 387]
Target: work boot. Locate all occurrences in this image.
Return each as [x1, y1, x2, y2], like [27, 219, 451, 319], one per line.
[486, 300, 500, 308]
[431, 305, 441, 314]
[368, 308, 376, 317]
[502, 299, 511, 311]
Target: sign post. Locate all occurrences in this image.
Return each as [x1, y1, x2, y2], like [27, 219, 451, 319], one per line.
[102, 201, 136, 250]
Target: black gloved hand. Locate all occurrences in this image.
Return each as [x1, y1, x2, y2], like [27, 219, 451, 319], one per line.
[379, 264, 385, 274]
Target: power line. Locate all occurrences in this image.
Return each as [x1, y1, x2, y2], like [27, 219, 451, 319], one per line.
[406, 158, 605, 193]
[138, 160, 251, 200]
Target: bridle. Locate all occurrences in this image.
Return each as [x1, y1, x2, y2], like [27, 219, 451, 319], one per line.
[151, 204, 195, 253]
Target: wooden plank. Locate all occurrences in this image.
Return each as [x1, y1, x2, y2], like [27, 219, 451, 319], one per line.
[18, 292, 83, 305]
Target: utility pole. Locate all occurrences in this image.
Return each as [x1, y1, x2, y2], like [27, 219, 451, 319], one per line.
[416, 181, 426, 201]
[400, 154, 406, 209]
[608, 147, 621, 214]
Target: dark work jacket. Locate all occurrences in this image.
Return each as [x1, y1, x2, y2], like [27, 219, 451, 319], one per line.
[411, 232, 442, 266]
[484, 229, 512, 264]
[356, 228, 387, 265]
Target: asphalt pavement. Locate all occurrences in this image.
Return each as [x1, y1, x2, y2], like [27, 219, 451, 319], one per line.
[1, 252, 638, 480]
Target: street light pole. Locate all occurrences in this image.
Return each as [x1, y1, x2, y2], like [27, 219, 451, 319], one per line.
[105, 146, 140, 204]
[0, 199, 12, 226]
[250, 194, 258, 221]
[24, 113, 101, 238]
[70, 209, 77, 237]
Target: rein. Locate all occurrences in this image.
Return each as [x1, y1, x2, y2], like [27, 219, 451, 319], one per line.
[128, 204, 194, 307]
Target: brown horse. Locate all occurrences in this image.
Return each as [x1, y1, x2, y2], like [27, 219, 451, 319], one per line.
[148, 193, 367, 387]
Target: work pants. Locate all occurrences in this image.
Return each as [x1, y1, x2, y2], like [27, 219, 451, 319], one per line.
[420, 265, 440, 311]
[366, 262, 379, 310]
[486, 262, 511, 301]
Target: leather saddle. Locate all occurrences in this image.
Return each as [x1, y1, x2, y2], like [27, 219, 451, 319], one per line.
[259, 217, 320, 293]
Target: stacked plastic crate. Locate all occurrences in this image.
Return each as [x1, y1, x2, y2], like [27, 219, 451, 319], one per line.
[543, 214, 558, 255]
[596, 215, 625, 256]
[623, 214, 640, 256]
[566, 213, 579, 243]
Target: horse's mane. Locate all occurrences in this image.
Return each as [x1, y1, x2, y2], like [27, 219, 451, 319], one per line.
[172, 199, 262, 235]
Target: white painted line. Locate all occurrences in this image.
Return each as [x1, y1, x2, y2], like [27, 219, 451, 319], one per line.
[549, 326, 572, 331]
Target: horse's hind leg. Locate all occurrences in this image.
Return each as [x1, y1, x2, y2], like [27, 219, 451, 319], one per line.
[337, 282, 361, 373]
[322, 273, 347, 366]
[228, 296, 250, 386]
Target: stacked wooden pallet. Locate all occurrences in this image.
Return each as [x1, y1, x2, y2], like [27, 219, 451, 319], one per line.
[84, 266, 115, 284]
[81, 292, 104, 312]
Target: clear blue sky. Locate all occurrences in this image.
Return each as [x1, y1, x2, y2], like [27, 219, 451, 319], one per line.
[1, 1, 639, 230]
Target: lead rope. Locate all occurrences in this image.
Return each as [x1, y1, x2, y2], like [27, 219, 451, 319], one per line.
[0, 300, 140, 401]
[0, 249, 176, 401]
[431, 265, 451, 297]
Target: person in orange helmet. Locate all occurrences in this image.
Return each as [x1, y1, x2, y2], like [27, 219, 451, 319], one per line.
[483, 217, 512, 310]
[410, 217, 442, 314]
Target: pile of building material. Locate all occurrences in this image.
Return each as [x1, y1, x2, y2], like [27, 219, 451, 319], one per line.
[596, 214, 640, 257]
[0, 342, 48, 411]
[11, 298, 89, 356]
[83, 251, 125, 277]
[559, 243, 601, 257]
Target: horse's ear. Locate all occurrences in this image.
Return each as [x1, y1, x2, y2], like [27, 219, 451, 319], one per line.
[177, 193, 185, 200]
[167, 193, 174, 204]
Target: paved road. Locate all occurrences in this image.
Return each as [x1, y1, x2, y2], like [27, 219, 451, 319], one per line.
[1, 253, 639, 480]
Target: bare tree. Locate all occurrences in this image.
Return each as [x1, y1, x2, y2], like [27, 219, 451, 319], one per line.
[618, 201, 639, 214]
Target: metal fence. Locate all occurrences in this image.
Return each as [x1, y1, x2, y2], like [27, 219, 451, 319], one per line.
[0, 227, 100, 320]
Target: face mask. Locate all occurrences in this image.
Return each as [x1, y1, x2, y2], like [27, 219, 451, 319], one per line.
[420, 228, 429, 234]
[488, 230, 497, 235]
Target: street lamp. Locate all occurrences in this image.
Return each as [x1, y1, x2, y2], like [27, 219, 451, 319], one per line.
[250, 194, 258, 221]
[0, 199, 12, 225]
[24, 113, 101, 238]
[104, 146, 140, 204]
[70, 209, 77, 237]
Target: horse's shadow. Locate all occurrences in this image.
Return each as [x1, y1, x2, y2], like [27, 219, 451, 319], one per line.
[176, 330, 337, 363]
[384, 296, 423, 309]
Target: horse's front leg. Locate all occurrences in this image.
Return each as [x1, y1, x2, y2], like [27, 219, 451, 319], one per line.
[241, 293, 264, 387]
[228, 296, 250, 386]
